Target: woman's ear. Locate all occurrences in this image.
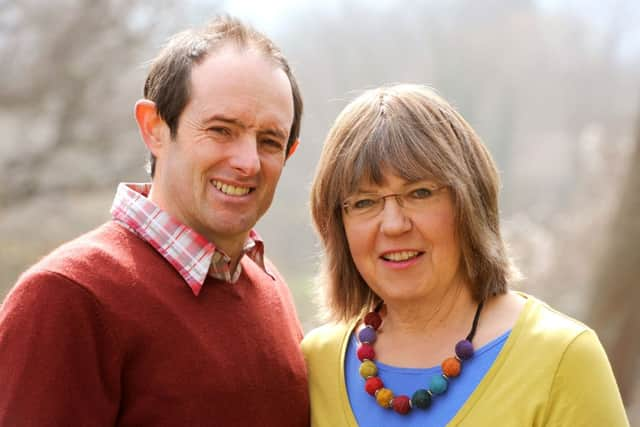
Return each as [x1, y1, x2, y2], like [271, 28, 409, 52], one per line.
[134, 99, 169, 156]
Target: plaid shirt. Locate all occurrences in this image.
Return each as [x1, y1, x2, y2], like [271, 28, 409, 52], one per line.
[110, 183, 271, 296]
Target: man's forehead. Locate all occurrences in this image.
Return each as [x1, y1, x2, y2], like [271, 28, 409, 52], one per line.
[185, 49, 293, 127]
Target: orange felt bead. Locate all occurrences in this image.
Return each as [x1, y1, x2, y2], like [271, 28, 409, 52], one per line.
[376, 388, 394, 408]
[442, 357, 461, 377]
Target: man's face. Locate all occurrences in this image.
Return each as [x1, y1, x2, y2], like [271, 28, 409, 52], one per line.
[150, 47, 294, 257]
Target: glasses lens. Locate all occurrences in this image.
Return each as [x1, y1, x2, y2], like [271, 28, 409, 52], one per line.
[402, 187, 433, 210]
[344, 186, 443, 218]
[345, 196, 383, 217]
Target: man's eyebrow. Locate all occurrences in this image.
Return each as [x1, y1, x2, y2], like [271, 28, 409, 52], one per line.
[203, 114, 288, 140]
[203, 115, 245, 128]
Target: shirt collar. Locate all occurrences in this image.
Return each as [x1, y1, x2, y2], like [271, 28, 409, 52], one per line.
[110, 183, 271, 296]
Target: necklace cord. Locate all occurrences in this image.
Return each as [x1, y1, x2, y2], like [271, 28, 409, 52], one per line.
[374, 300, 384, 313]
[371, 299, 484, 342]
[465, 301, 484, 342]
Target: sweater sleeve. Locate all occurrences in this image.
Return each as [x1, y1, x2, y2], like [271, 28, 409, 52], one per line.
[543, 329, 629, 427]
[0, 270, 121, 427]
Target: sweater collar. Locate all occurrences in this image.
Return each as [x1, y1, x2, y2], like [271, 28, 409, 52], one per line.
[110, 183, 271, 296]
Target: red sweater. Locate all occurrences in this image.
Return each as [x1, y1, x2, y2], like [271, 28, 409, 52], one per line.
[0, 222, 309, 426]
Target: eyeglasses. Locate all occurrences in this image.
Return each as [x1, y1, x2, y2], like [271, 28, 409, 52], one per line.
[342, 185, 447, 219]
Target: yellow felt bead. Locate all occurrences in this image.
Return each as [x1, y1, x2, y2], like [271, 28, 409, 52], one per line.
[375, 388, 394, 408]
[359, 360, 378, 379]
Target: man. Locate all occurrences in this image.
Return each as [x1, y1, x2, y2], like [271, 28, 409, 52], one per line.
[0, 16, 309, 426]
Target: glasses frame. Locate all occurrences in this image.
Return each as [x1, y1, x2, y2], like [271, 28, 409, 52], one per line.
[342, 185, 447, 218]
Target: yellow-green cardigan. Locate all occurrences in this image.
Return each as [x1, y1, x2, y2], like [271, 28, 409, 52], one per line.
[301, 293, 629, 426]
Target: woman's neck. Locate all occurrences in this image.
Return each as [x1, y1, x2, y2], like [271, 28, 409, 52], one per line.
[370, 281, 480, 367]
[382, 280, 476, 336]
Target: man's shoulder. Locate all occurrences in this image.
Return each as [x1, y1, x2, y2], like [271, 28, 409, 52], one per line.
[34, 221, 141, 271]
[14, 221, 154, 295]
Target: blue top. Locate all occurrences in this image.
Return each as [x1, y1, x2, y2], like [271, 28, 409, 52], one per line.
[345, 330, 510, 426]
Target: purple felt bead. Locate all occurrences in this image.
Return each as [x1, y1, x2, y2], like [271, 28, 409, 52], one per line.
[358, 326, 377, 343]
[455, 339, 474, 360]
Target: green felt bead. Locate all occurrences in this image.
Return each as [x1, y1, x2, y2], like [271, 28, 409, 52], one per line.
[411, 389, 432, 409]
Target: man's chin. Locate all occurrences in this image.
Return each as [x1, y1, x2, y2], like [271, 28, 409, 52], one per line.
[204, 215, 256, 240]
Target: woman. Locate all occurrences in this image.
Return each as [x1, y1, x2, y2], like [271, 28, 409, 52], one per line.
[302, 84, 628, 426]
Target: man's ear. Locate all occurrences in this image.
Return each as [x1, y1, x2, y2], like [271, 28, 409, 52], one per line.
[134, 99, 169, 156]
[285, 138, 300, 161]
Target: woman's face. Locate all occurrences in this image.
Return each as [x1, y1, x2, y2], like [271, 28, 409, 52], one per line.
[342, 171, 465, 305]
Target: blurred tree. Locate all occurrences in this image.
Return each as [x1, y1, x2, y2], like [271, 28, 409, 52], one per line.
[0, 0, 222, 296]
[587, 98, 640, 405]
[0, 0, 182, 207]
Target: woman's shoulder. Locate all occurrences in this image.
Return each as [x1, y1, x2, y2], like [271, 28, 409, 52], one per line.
[508, 291, 604, 364]
[517, 292, 591, 337]
[514, 294, 628, 425]
[302, 321, 353, 354]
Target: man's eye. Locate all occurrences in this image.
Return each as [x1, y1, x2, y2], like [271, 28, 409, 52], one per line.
[410, 188, 433, 199]
[261, 139, 284, 150]
[209, 127, 231, 136]
[353, 198, 378, 210]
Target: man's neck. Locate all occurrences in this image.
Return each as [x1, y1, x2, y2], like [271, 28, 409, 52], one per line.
[147, 184, 249, 267]
[213, 237, 248, 269]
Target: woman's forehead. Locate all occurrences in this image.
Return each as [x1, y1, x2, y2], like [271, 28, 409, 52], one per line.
[349, 167, 438, 190]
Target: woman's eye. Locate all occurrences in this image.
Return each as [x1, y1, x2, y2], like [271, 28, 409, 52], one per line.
[353, 198, 377, 209]
[411, 188, 433, 199]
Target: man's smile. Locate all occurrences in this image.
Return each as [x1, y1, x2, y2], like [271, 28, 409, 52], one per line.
[211, 179, 253, 196]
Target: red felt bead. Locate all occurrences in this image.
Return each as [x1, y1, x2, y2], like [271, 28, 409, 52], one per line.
[356, 302, 483, 417]
[364, 311, 383, 330]
[365, 376, 384, 396]
[357, 343, 376, 361]
[392, 395, 411, 414]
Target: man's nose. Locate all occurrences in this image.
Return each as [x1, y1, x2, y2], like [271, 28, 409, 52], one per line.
[229, 134, 261, 176]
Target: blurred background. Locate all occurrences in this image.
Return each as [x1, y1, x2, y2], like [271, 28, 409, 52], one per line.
[1, 0, 639, 420]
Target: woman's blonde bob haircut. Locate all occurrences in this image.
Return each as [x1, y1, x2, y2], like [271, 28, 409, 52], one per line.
[310, 84, 519, 322]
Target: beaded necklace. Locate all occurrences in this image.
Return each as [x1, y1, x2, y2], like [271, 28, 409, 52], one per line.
[356, 301, 484, 415]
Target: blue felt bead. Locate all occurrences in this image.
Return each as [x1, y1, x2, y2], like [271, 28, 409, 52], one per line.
[429, 375, 448, 395]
